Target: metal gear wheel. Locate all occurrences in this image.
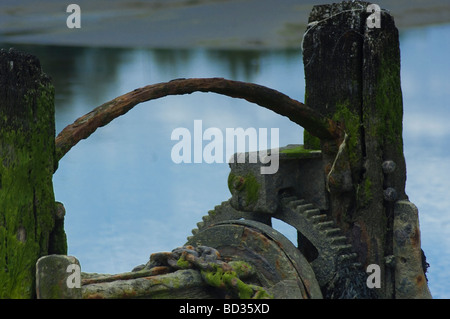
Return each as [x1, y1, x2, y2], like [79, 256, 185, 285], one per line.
[188, 194, 365, 295]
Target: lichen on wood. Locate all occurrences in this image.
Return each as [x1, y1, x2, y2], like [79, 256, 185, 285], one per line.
[0, 49, 65, 298]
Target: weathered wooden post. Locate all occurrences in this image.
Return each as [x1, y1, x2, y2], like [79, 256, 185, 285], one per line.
[0, 49, 67, 298]
[302, 1, 430, 298]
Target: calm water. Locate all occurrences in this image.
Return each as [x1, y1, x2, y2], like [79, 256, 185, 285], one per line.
[2, 23, 449, 298]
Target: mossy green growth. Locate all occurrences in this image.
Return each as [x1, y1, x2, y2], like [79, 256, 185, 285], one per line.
[0, 83, 60, 298]
[228, 173, 241, 194]
[227, 172, 260, 206]
[201, 263, 272, 299]
[48, 218, 68, 255]
[332, 99, 361, 167]
[303, 130, 321, 150]
[280, 145, 320, 158]
[176, 256, 191, 269]
[369, 53, 404, 156]
[228, 260, 255, 278]
[357, 177, 373, 208]
[243, 173, 260, 205]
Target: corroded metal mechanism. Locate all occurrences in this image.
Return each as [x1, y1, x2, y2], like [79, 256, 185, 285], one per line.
[36, 220, 326, 299]
[188, 145, 374, 298]
[189, 199, 374, 298]
[187, 220, 323, 299]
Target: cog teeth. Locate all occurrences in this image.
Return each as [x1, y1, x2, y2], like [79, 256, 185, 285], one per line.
[196, 221, 205, 229]
[323, 228, 341, 237]
[280, 196, 299, 206]
[289, 199, 306, 208]
[191, 195, 364, 289]
[208, 209, 217, 217]
[337, 253, 359, 264]
[329, 236, 347, 245]
[189, 200, 239, 239]
[333, 244, 354, 254]
[295, 203, 314, 214]
[303, 209, 321, 218]
[315, 220, 335, 230]
[310, 214, 328, 223]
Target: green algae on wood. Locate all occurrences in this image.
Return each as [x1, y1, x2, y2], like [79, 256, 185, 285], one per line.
[359, 12, 409, 298]
[331, 100, 361, 168]
[0, 49, 65, 298]
[302, 2, 413, 298]
[303, 130, 321, 150]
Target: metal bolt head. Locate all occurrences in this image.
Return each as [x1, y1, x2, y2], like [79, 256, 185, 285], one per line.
[382, 160, 396, 174]
[383, 187, 397, 202]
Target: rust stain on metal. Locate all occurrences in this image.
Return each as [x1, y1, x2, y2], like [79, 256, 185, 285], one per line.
[241, 226, 250, 242]
[259, 233, 271, 249]
[275, 258, 281, 273]
[411, 226, 420, 249]
[242, 226, 271, 250]
[416, 274, 425, 287]
[301, 278, 312, 299]
[273, 237, 285, 250]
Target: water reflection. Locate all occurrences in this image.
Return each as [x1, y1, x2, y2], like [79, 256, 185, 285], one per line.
[151, 49, 194, 74]
[1, 24, 449, 298]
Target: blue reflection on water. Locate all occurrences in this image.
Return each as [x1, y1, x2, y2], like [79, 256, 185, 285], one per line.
[400, 24, 450, 299]
[4, 23, 449, 298]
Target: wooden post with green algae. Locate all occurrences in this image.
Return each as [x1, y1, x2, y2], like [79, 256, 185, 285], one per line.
[302, 1, 420, 298]
[0, 48, 66, 298]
